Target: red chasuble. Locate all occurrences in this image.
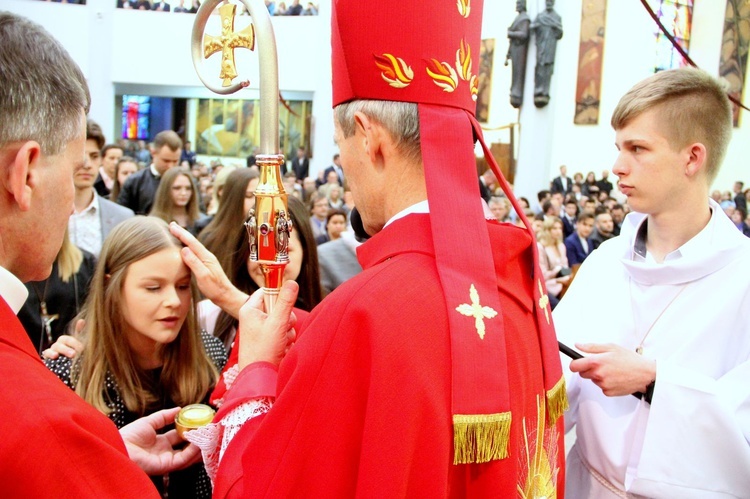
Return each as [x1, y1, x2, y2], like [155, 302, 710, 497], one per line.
[213, 214, 565, 498]
[0, 298, 158, 498]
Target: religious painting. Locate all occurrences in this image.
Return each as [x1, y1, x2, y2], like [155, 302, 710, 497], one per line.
[719, 0, 750, 127]
[195, 98, 312, 158]
[574, 0, 608, 125]
[475, 39, 495, 123]
[652, 0, 694, 72]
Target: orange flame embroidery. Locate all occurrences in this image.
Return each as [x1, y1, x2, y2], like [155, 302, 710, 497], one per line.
[374, 54, 413, 89]
[457, 0, 470, 18]
[456, 38, 473, 81]
[426, 58, 458, 92]
[470, 75, 479, 101]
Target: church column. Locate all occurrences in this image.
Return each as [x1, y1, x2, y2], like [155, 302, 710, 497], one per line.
[87, 0, 117, 142]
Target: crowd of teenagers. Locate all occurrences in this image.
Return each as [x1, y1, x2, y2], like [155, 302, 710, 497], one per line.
[3, 2, 750, 497]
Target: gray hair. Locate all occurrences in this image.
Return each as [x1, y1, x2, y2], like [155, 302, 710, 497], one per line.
[334, 100, 422, 164]
[0, 13, 90, 156]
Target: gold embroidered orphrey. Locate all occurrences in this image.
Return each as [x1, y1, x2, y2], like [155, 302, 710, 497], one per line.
[517, 395, 559, 498]
[537, 280, 550, 324]
[203, 3, 256, 87]
[456, 284, 498, 339]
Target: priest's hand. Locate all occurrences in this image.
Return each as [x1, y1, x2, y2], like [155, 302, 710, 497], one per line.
[169, 222, 248, 319]
[120, 407, 202, 475]
[569, 343, 656, 397]
[238, 281, 298, 369]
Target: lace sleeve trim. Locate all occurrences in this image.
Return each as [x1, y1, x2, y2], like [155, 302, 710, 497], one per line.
[185, 397, 273, 482]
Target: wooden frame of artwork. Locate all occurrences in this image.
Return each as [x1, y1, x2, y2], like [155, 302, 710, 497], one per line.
[720, 0, 750, 127]
[476, 39, 495, 123]
[574, 0, 608, 125]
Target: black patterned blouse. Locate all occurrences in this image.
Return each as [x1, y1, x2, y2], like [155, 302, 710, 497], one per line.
[46, 331, 227, 498]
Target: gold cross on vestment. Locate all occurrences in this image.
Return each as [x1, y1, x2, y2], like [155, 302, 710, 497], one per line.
[203, 3, 255, 87]
[538, 280, 550, 324]
[456, 284, 498, 339]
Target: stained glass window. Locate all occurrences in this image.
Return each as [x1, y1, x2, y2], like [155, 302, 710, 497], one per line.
[652, 0, 694, 72]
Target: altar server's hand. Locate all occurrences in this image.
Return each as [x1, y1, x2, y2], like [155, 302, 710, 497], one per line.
[238, 281, 298, 369]
[569, 343, 656, 397]
[169, 222, 248, 318]
[120, 407, 201, 475]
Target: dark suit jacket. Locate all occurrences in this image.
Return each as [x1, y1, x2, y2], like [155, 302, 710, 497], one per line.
[550, 176, 573, 195]
[94, 173, 110, 199]
[560, 215, 576, 239]
[734, 193, 747, 215]
[99, 197, 134, 239]
[117, 167, 160, 215]
[479, 179, 492, 203]
[564, 233, 592, 266]
[596, 178, 613, 196]
[323, 166, 344, 186]
[291, 157, 309, 181]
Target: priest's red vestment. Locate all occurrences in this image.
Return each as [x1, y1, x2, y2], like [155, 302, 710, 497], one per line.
[214, 214, 565, 497]
[0, 298, 158, 497]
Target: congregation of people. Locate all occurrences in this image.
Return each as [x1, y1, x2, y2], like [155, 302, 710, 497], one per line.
[5, 1, 750, 495]
[479, 164, 750, 310]
[16, 109, 750, 496]
[39, 0, 320, 15]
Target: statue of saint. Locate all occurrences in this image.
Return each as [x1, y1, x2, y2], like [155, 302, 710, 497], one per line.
[531, 0, 563, 108]
[275, 209, 291, 259]
[506, 0, 530, 108]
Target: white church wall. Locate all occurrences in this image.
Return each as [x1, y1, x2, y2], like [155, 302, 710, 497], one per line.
[484, 0, 750, 199]
[4, 0, 749, 194]
[6, 0, 336, 178]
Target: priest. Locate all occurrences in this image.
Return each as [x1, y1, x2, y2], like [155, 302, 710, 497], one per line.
[555, 68, 750, 497]
[183, 0, 567, 496]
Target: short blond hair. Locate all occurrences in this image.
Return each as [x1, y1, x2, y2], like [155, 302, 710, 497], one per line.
[611, 68, 731, 183]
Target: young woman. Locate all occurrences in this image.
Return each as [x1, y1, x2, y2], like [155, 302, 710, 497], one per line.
[199, 168, 261, 277]
[150, 168, 203, 236]
[315, 209, 348, 246]
[581, 171, 598, 197]
[200, 191, 322, 350]
[537, 217, 571, 308]
[46, 217, 226, 498]
[18, 229, 96, 354]
[109, 156, 138, 203]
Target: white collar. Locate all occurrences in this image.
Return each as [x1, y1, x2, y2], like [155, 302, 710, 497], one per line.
[0, 266, 29, 314]
[621, 198, 748, 285]
[75, 190, 100, 215]
[384, 199, 494, 228]
[384, 200, 429, 228]
[150, 164, 161, 178]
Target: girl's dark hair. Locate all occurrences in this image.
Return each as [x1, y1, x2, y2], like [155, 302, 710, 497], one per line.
[204, 175, 322, 347]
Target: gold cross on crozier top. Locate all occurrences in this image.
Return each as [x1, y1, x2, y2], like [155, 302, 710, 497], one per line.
[203, 3, 255, 87]
[456, 284, 498, 339]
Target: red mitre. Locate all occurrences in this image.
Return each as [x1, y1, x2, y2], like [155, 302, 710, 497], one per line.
[332, 0, 566, 464]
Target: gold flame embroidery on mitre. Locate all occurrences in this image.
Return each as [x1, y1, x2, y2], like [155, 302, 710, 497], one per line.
[426, 58, 459, 93]
[457, 0, 471, 18]
[374, 54, 414, 89]
[456, 38, 473, 81]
